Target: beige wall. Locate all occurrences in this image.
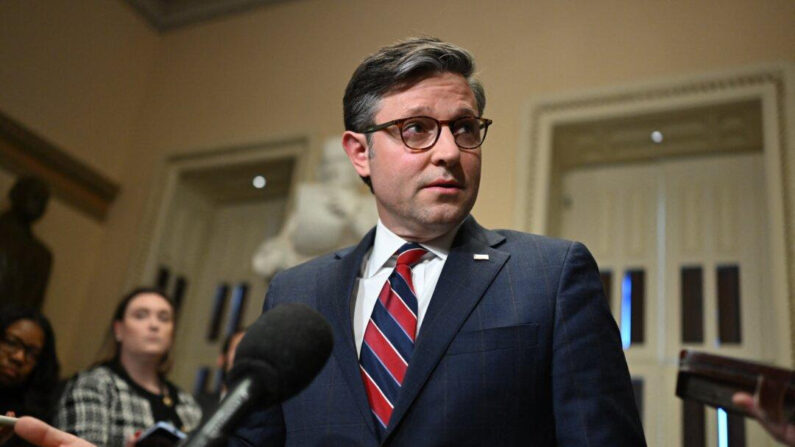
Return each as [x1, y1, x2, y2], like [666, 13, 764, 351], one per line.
[0, 0, 158, 372]
[1, 0, 794, 375]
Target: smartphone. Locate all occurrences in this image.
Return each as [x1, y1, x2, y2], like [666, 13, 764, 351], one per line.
[677, 349, 795, 422]
[134, 421, 186, 447]
[0, 415, 18, 427]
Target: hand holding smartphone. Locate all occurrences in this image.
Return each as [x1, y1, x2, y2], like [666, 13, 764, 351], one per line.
[134, 422, 186, 447]
[0, 415, 18, 427]
[0, 414, 18, 445]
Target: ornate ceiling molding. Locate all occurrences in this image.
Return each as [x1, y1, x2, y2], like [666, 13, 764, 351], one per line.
[123, 0, 295, 32]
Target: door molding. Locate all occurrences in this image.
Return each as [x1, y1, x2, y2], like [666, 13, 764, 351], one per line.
[129, 135, 311, 290]
[516, 62, 795, 363]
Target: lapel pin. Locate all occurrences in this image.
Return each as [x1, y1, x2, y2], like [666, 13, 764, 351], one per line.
[473, 254, 489, 261]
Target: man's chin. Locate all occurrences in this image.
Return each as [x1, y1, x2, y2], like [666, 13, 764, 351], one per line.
[416, 209, 470, 236]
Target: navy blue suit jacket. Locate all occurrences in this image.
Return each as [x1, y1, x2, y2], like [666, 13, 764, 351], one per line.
[231, 217, 646, 446]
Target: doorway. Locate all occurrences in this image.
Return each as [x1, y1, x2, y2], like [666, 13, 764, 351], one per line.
[559, 153, 771, 446]
[137, 138, 308, 393]
[519, 63, 794, 446]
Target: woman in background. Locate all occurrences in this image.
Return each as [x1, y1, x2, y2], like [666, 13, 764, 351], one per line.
[0, 305, 60, 446]
[54, 288, 201, 446]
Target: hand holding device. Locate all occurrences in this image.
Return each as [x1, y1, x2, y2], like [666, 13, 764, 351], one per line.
[0, 415, 18, 427]
[135, 422, 186, 447]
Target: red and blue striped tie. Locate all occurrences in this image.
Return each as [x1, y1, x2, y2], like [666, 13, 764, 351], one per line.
[359, 242, 427, 436]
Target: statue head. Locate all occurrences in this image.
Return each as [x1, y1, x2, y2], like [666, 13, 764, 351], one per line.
[9, 176, 50, 224]
[319, 137, 359, 188]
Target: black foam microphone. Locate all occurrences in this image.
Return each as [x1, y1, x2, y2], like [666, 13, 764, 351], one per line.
[180, 303, 333, 447]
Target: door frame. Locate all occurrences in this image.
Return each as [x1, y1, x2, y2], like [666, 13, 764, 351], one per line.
[516, 62, 795, 365]
[128, 135, 312, 290]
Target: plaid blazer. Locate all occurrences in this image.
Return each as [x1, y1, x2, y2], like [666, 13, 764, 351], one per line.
[54, 365, 202, 446]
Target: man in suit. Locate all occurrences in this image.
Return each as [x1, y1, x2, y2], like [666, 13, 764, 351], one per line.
[231, 37, 646, 446]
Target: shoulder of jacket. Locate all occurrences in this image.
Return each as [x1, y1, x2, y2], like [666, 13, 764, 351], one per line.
[494, 229, 575, 248]
[71, 365, 125, 391]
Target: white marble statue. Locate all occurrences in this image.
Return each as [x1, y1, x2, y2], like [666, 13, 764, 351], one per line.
[252, 137, 377, 279]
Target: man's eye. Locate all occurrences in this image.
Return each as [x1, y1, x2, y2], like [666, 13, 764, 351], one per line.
[453, 119, 478, 135]
[403, 120, 433, 134]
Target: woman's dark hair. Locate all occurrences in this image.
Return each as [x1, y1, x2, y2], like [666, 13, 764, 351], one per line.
[0, 305, 60, 420]
[102, 287, 177, 374]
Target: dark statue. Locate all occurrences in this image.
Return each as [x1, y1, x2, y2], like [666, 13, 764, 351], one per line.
[0, 176, 52, 309]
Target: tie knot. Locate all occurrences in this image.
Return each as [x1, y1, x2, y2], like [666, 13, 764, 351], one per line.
[395, 242, 427, 267]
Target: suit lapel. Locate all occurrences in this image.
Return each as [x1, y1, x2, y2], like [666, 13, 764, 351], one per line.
[316, 229, 379, 437]
[385, 218, 509, 437]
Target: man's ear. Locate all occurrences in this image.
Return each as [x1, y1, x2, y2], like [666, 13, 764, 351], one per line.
[342, 131, 371, 179]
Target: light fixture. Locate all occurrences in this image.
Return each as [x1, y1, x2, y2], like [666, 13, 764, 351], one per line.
[252, 175, 266, 189]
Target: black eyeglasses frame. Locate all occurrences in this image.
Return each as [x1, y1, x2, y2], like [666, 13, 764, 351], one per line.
[0, 334, 42, 364]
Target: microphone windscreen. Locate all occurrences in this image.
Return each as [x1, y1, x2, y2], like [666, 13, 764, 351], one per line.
[228, 303, 333, 402]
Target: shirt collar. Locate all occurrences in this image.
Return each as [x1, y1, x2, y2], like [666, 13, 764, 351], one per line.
[363, 219, 461, 278]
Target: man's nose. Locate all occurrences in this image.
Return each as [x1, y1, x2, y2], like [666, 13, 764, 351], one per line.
[430, 126, 460, 165]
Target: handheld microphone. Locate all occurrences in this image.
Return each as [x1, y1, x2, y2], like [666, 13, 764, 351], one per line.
[180, 303, 333, 447]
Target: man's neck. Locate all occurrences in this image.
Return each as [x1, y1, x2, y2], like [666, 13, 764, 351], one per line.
[375, 217, 466, 253]
[379, 216, 468, 245]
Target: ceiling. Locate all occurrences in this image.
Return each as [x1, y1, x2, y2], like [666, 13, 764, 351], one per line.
[123, 0, 297, 31]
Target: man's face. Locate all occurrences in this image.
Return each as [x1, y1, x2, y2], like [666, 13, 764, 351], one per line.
[344, 72, 481, 241]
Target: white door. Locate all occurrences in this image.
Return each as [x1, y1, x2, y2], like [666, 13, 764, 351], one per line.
[559, 153, 775, 447]
[155, 179, 288, 393]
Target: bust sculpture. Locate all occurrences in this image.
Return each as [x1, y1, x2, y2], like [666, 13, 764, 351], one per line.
[252, 138, 377, 279]
[0, 176, 53, 309]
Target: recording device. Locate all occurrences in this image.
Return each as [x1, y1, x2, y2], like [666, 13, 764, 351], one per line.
[135, 421, 186, 447]
[179, 303, 334, 447]
[676, 349, 795, 422]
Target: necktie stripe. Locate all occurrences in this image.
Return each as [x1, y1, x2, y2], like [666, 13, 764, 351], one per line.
[360, 242, 427, 436]
[360, 343, 400, 400]
[394, 264, 416, 292]
[364, 321, 409, 381]
[388, 278, 418, 314]
[369, 303, 414, 359]
[397, 248, 426, 265]
[359, 367, 393, 428]
[380, 282, 417, 340]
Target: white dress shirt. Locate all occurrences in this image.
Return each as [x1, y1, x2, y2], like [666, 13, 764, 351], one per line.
[352, 220, 459, 356]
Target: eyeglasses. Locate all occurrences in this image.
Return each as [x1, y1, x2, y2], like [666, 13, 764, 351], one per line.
[361, 116, 492, 151]
[0, 334, 42, 364]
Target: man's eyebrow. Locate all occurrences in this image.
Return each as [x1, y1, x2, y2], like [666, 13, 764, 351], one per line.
[402, 106, 478, 117]
[402, 106, 433, 115]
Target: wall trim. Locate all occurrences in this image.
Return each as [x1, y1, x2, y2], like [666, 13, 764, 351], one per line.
[0, 109, 119, 220]
[129, 135, 312, 290]
[517, 62, 795, 364]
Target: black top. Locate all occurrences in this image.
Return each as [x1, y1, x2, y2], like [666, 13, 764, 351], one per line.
[0, 385, 25, 415]
[108, 361, 185, 430]
[1, 387, 35, 447]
